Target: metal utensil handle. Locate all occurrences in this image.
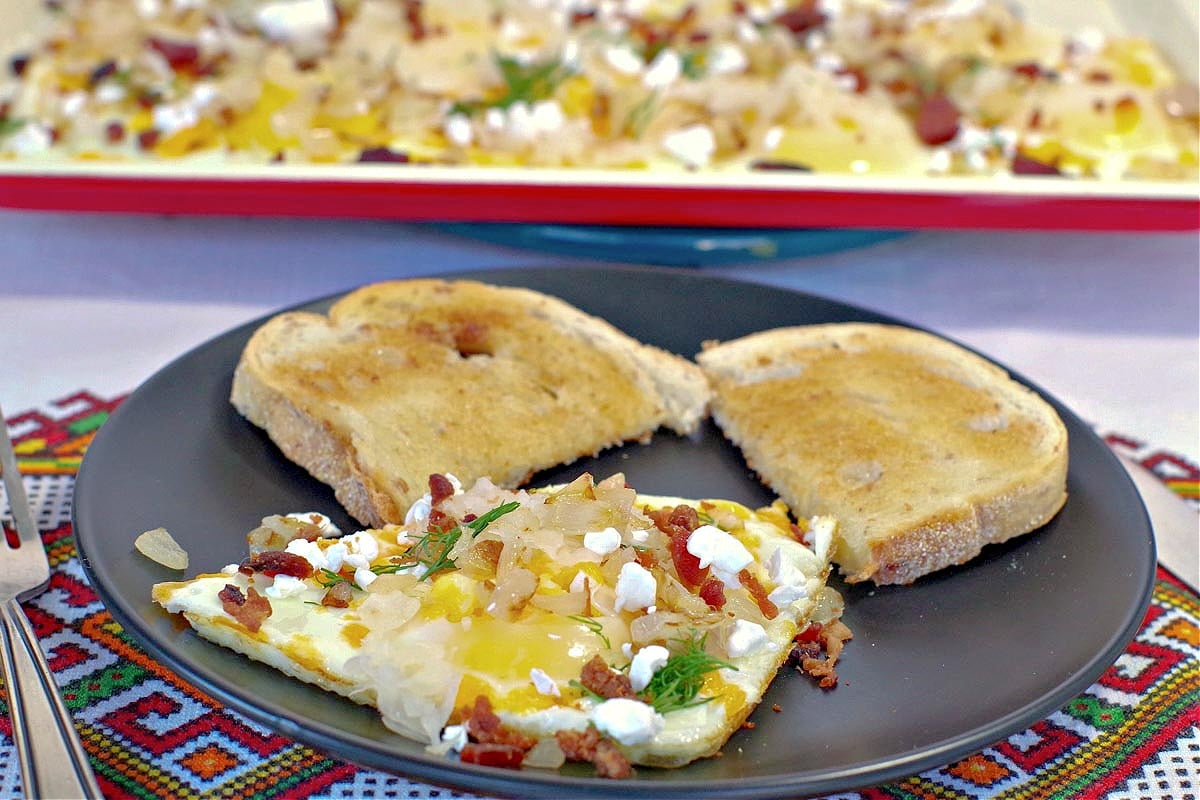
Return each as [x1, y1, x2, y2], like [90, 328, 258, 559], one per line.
[0, 597, 104, 799]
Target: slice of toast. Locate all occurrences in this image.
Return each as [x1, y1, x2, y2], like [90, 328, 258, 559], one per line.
[231, 279, 710, 526]
[696, 323, 1069, 585]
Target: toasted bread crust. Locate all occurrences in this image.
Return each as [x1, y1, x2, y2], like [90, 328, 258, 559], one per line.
[697, 323, 1069, 585]
[231, 279, 710, 525]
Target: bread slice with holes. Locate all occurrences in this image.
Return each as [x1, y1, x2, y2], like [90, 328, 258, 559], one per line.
[696, 323, 1069, 585]
[231, 279, 710, 527]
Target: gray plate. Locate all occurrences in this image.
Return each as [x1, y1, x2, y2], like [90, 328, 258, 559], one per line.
[73, 265, 1155, 799]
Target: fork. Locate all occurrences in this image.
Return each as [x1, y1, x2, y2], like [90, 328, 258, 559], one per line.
[0, 403, 103, 799]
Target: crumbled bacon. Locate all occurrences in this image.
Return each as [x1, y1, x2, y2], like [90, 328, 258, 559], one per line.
[698, 577, 726, 609]
[239, 550, 314, 580]
[459, 742, 525, 769]
[1012, 153, 1061, 175]
[774, 1, 826, 36]
[555, 727, 632, 779]
[146, 36, 201, 71]
[428, 473, 456, 506]
[462, 696, 537, 750]
[649, 505, 707, 588]
[738, 568, 779, 620]
[579, 654, 636, 700]
[791, 619, 853, 689]
[218, 584, 272, 632]
[914, 93, 961, 145]
[633, 548, 659, 571]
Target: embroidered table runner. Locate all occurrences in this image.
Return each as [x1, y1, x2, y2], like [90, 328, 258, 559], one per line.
[2, 391, 1197, 800]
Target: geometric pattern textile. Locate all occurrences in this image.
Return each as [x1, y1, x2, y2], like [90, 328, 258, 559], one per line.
[1, 392, 1197, 800]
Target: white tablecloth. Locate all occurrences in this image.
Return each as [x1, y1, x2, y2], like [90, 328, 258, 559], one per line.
[2, 210, 1197, 464]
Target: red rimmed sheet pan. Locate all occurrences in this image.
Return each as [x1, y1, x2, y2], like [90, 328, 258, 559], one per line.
[1, 0, 1197, 230]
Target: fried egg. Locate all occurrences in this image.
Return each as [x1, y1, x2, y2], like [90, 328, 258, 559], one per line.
[152, 473, 844, 772]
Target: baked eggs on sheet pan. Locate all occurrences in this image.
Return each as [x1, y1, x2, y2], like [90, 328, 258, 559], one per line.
[152, 472, 848, 777]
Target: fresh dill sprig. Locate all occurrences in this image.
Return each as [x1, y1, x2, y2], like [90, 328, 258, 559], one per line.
[396, 500, 521, 581]
[567, 614, 612, 650]
[640, 631, 736, 714]
[451, 53, 574, 117]
[567, 679, 607, 703]
[315, 567, 354, 588]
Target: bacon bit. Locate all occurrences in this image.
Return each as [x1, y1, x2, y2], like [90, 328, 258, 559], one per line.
[738, 569, 779, 619]
[137, 129, 160, 150]
[1012, 153, 1061, 175]
[772, 704, 783, 712]
[669, 531, 708, 588]
[88, 59, 118, 86]
[427, 508, 457, 533]
[633, 548, 659, 571]
[321, 580, 354, 608]
[793, 619, 853, 689]
[462, 696, 537, 750]
[428, 473, 456, 506]
[104, 121, 125, 143]
[555, 727, 632, 779]
[914, 93, 961, 145]
[460, 742, 525, 769]
[239, 550, 314, 580]
[774, 1, 826, 36]
[650, 505, 708, 588]
[403, 0, 427, 41]
[357, 147, 409, 163]
[741, 720, 756, 730]
[580, 654, 636, 699]
[794, 622, 823, 643]
[9, 54, 29, 77]
[698, 577, 726, 609]
[569, 9, 597, 26]
[147, 36, 201, 71]
[836, 66, 869, 93]
[1011, 61, 1043, 79]
[218, 584, 272, 632]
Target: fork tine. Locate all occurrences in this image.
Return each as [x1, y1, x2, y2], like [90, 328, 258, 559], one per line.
[0, 403, 41, 553]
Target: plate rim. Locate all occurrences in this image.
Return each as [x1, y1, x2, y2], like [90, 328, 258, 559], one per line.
[72, 264, 1156, 799]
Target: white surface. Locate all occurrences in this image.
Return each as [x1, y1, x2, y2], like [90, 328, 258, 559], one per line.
[1, 211, 1197, 464]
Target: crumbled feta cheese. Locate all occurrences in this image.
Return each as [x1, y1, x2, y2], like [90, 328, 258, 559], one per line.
[323, 542, 347, 573]
[135, 0, 161, 18]
[95, 81, 128, 104]
[354, 566, 377, 589]
[60, 92, 87, 118]
[589, 698, 664, 745]
[444, 113, 472, 147]
[628, 645, 670, 691]
[614, 562, 656, 612]
[405, 496, 432, 526]
[285, 538, 329, 570]
[629, 528, 651, 545]
[686, 525, 753, 574]
[605, 45, 643, 76]
[765, 546, 808, 607]
[583, 527, 622, 556]
[763, 126, 784, 151]
[643, 49, 681, 89]
[662, 125, 716, 168]
[530, 667, 561, 696]
[726, 619, 770, 657]
[256, 0, 336, 44]
[221, 563, 240, 575]
[928, 148, 953, 174]
[440, 724, 468, 752]
[265, 574, 308, 599]
[708, 43, 748, 76]
[342, 531, 380, 562]
[152, 103, 199, 137]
